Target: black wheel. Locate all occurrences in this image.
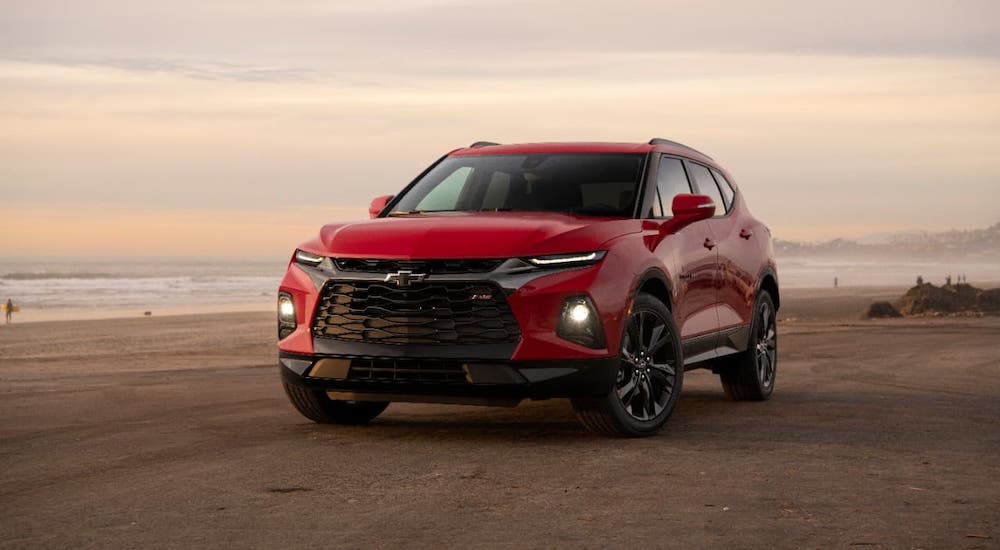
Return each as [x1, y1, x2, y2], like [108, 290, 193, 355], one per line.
[572, 293, 683, 437]
[282, 380, 389, 424]
[719, 290, 777, 401]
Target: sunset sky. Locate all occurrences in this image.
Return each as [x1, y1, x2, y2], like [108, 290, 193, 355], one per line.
[2, 0, 998, 259]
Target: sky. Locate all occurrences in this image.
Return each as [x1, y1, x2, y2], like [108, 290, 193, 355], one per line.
[1, 0, 999, 259]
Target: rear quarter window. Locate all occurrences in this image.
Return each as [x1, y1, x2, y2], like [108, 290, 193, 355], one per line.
[710, 168, 735, 213]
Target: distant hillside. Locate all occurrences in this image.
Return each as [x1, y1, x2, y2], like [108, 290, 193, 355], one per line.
[776, 222, 1000, 259]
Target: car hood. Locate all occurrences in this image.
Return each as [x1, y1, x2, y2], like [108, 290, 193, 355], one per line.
[299, 212, 641, 259]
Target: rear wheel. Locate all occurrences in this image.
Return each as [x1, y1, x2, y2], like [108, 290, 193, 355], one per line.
[572, 293, 683, 437]
[719, 290, 777, 401]
[282, 380, 389, 424]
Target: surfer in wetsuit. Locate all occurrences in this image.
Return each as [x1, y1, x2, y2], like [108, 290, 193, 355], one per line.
[4, 298, 13, 324]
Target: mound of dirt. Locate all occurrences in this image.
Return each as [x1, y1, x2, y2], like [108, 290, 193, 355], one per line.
[977, 288, 1000, 313]
[896, 283, 996, 316]
[864, 301, 902, 318]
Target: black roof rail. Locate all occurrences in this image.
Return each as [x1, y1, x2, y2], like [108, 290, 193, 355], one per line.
[648, 138, 713, 160]
[469, 141, 500, 148]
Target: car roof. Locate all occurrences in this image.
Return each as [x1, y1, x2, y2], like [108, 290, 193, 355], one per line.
[448, 141, 715, 164]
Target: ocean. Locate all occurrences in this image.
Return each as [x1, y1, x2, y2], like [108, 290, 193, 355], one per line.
[0, 260, 285, 322]
[776, 257, 1000, 289]
[2, 257, 997, 323]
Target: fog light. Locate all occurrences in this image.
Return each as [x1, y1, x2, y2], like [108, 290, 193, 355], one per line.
[279, 297, 295, 319]
[557, 296, 605, 349]
[277, 292, 297, 339]
[568, 303, 591, 323]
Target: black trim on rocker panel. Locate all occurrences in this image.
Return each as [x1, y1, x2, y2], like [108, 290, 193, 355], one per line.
[681, 325, 750, 369]
[717, 324, 750, 356]
[681, 333, 718, 368]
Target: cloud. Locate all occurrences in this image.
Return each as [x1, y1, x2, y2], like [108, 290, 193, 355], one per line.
[4, 55, 317, 83]
[1, 0, 999, 249]
[317, 0, 1000, 59]
[0, 203, 367, 259]
[1, 0, 996, 93]
[1, 0, 998, 74]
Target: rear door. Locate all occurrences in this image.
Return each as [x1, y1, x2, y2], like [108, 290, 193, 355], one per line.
[652, 156, 720, 351]
[707, 169, 756, 331]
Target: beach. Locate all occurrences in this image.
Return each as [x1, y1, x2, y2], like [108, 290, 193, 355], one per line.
[4, 256, 998, 324]
[1, 288, 998, 548]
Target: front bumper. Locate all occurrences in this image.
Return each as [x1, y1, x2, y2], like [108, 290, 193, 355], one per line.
[278, 255, 632, 362]
[280, 352, 619, 406]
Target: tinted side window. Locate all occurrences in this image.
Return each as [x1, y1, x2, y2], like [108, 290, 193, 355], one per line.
[710, 168, 735, 212]
[655, 157, 692, 217]
[686, 162, 725, 217]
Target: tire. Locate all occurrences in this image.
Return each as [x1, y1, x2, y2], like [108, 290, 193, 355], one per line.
[572, 293, 683, 437]
[282, 380, 389, 424]
[719, 290, 777, 401]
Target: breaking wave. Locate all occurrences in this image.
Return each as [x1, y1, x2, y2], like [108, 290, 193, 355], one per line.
[1, 272, 132, 281]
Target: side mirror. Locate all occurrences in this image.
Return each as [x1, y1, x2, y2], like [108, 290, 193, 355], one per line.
[672, 193, 716, 221]
[369, 195, 394, 218]
[659, 194, 716, 235]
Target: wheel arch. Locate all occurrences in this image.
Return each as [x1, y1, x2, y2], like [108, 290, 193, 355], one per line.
[758, 267, 780, 311]
[633, 268, 673, 312]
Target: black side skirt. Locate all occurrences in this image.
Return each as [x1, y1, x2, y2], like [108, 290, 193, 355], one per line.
[681, 324, 750, 369]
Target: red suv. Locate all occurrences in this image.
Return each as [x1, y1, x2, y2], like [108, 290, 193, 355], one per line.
[277, 139, 778, 436]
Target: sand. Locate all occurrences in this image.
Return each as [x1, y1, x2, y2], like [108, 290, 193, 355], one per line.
[1, 288, 998, 548]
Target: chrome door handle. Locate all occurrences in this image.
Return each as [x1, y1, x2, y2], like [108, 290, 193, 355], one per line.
[739, 229, 753, 240]
[703, 238, 715, 250]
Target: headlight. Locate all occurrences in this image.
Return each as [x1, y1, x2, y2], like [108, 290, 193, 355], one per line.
[525, 251, 606, 267]
[294, 250, 324, 266]
[557, 296, 606, 349]
[277, 292, 297, 339]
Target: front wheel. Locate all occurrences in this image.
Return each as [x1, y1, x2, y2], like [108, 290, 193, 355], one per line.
[719, 290, 777, 401]
[282, 380, 389, 424]
[572, 293, 683, 437]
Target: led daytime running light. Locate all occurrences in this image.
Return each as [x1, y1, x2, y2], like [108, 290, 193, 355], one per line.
[527, 251, 605, 266]
[295, 250, 324, 266]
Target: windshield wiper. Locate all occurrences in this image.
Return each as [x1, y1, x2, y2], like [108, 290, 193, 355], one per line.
[389, 209, 516, 216]
[387, 210, 426, 216]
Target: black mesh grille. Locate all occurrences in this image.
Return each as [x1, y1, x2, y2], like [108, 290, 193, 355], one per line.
[346, 358, 469, 383]
[334, 258, 503, 274]
[312, 281, 521, 345]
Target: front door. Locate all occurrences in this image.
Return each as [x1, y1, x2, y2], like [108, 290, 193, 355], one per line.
[651, 156, 721, 353]
[669, 220, 719, 341]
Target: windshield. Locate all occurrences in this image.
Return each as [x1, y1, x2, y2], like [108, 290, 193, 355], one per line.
[389, 153, 645, 217]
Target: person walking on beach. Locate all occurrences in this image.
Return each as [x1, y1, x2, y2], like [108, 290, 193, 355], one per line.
[4, 298, 13, 324]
